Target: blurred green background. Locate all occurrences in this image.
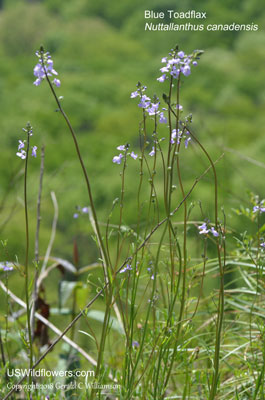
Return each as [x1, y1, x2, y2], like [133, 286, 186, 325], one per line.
[1, 0, 265, 265]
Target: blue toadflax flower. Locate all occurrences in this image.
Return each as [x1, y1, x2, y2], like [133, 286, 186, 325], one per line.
[198, 221, 219, 237]
[0, 262, 14, 272]
[16, 124, 37, 160]
[112, 153, 124, 164]
[130, 151, 138, 160]
[18, 140, 25, 150]
[73, 206, 90, 219]
[113, 144, 138, 164]
[16, 149, 26, 159]
[120, 264, 133, 273]
[130, 84, 167, 124]
[33, 49, 61, 87]
[31, 146, 37, 158]
[253, 200, 265, 213]
[149, 147, 155, 157]
[157, 48, 203, 83]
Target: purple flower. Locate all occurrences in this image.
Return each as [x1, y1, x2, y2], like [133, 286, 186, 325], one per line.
[73, 213, 79, 219]
[170, 66, 180, 78]
[120, 264, 132, 273]
[198, 222, 209, 235]
[33, 78, 42, 86]
[132, 340, 139, 348]
[168, 58, 180, 65]
[130, 151, 138, 160]
[0, 262, 13, 272]
[33, 63, 45, 80]
[160, 66, 170, 73]
[178, 51, 185, 58]
[138, 95, 151, 109]
[16, 150, 26, 159]
[159, 112, 167, 124]
[176, 104, 183, 111]
[131, 90, 139, 98]
[159, 49, 200, 82]
[185, 137, 191, 148]
[253, 204, 265, 213]
[171, 129, 191, 148]
[82, 207, 89, 214]
[34, 49, 60, 87]
[117, 145, 126, 151]
[149, 147, 155, 157]
[31, 146, 37, 158]
[171, 132, 176, 144]
[47, 59, 58, 75]
[157, 74, 166, 83]
[210, 227, 219, 237]
[113, 154, 123, 164]
[147, 103, 159, 116]
[18, 140, 25, 150]
[53, 78, 61, 87]
[198, 222, 219, 237]
[17, 124, 37, 160]
[171, 129, 181, 144]
[181, 65, 191, 77]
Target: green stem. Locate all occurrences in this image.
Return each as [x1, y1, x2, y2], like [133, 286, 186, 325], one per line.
[41, 55, 109, 280]
[115, 149, 128, 269]
[24, 126, 34, 380]
[188, 127, 224, 400]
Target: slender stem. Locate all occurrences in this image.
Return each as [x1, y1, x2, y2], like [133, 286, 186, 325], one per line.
[41, 54, 114, 393]
[24, 125, 34, 379]
[115, 149, 128, 270]
[31, 145, 45, 341]
[127, 222, 168, 398]
[161, 72, 188, 394]
[39, 191, 58, 281]
[41, 55, 109, 282]
[0, 324, 6, 376]
[35, 146, 45, 264]
[165, 75, 173, 212]
[187, 126, 224, 400]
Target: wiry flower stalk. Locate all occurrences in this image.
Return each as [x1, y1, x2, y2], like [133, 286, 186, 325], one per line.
[22, 122, 34, 381]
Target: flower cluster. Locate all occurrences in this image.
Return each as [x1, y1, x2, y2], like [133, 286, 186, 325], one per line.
[253, 200, 265, 214]
[33, 49, 61, 87]
[0, 262, 14, 272]
[73, 206, 89, 219]
[16, 125, 37, 160]
[149, 147, 156, 157]
[132, 340, 140, 348]
[131, 85, 167, 124]
[157, 48, 203, 83]
[147, 261, 154, 280]
[198, 222, 219, 237]
[120, 263, 133, 273]
[171, 128, 191, 148]
[112, 144, 138, 165]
